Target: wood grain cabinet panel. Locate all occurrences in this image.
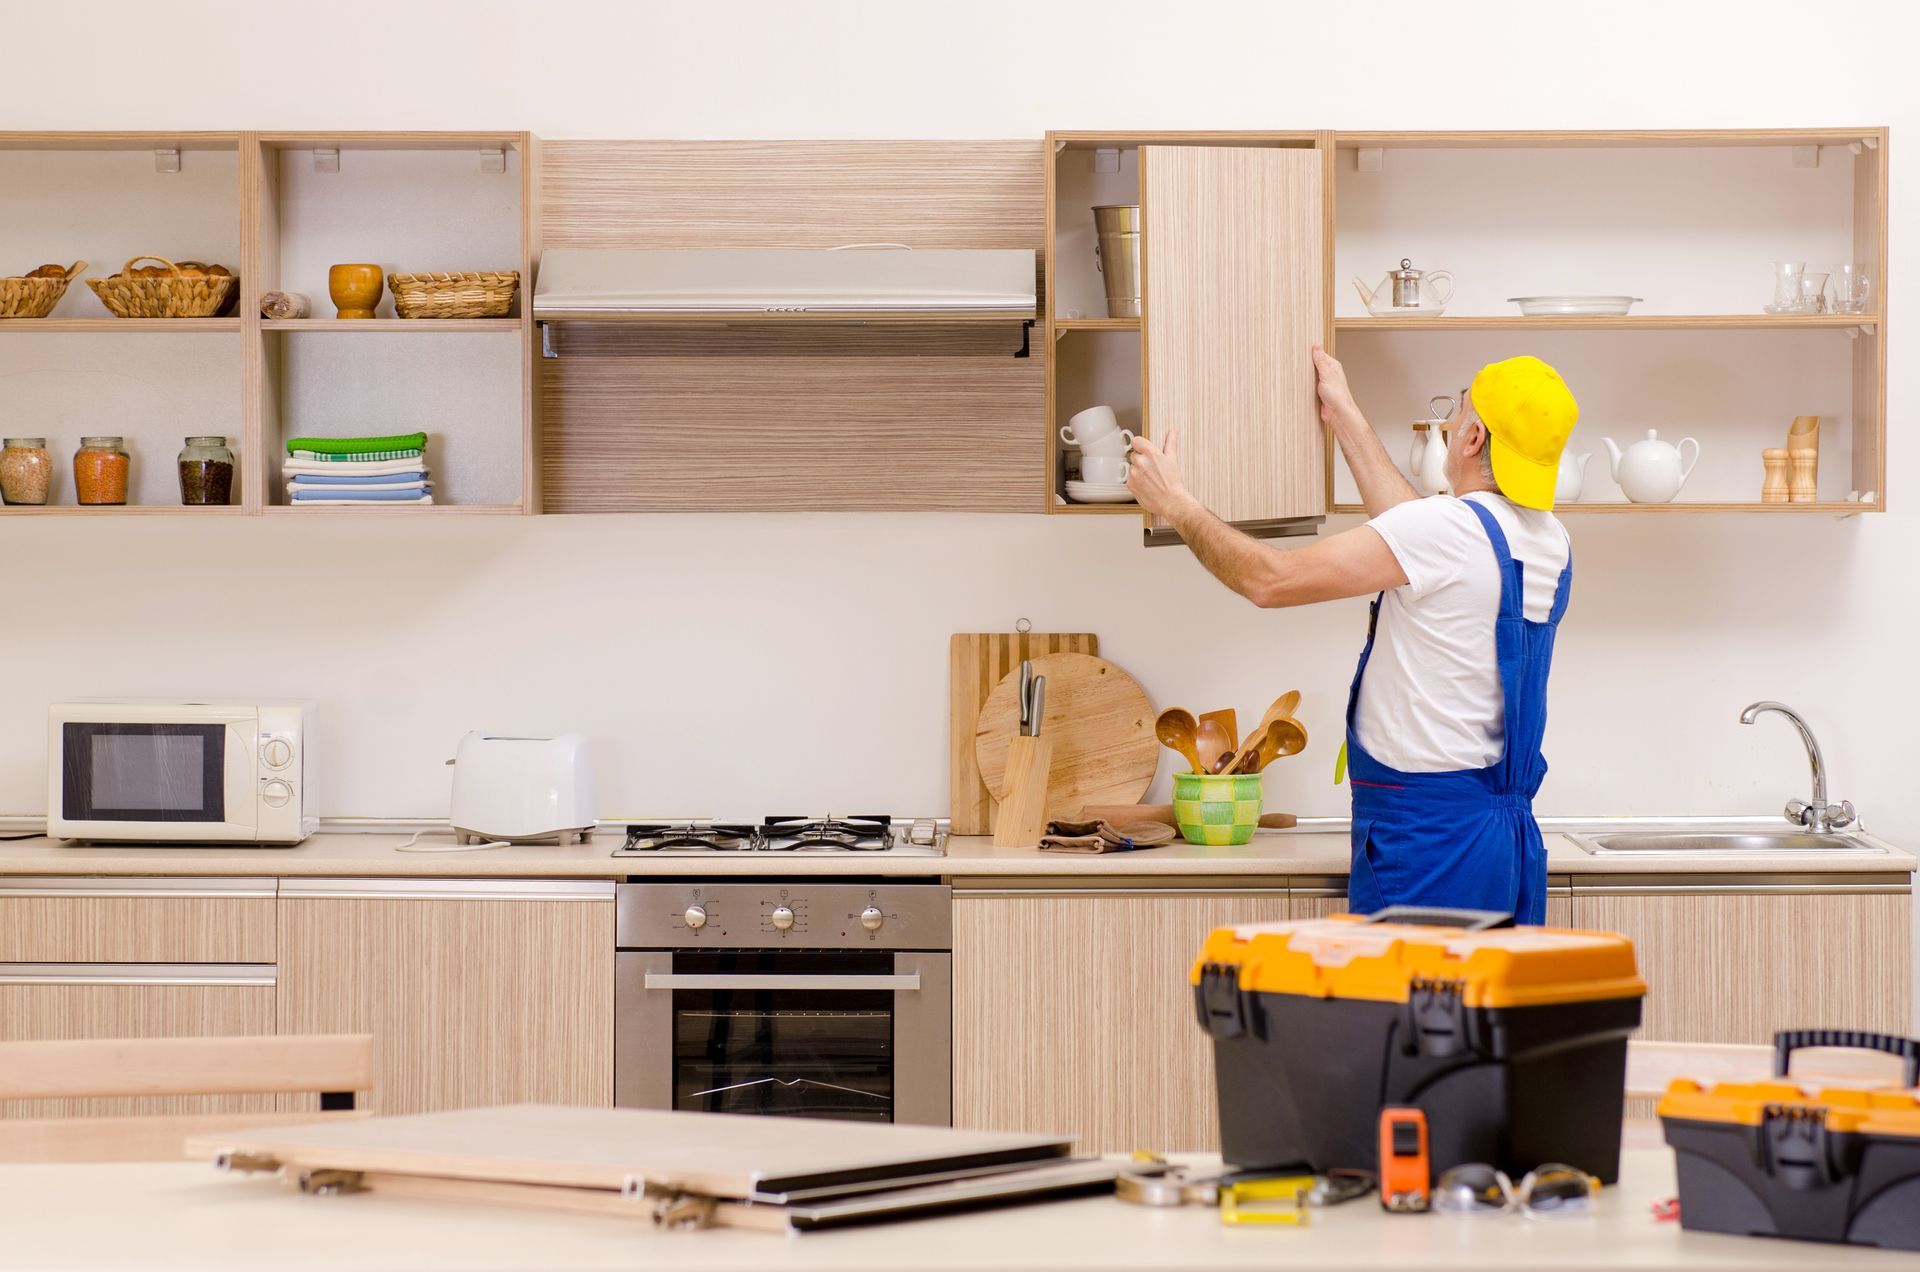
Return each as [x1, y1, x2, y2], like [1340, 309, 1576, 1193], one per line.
[1579, 889, 1911, 1044]
[1141, 145, 1325, 529]
[276, 882, 614, 1116]
[0, 879, 275, 963]
[953, 889, 1288, 1153]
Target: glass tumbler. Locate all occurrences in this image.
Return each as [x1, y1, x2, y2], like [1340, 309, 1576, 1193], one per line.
[1830, 263, 1873, 314]
[1798, 272, 1830, 314]
[1770, 262, 1806, 312]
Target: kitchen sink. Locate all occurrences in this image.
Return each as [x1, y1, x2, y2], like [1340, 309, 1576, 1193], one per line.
[1569, 831, 1886, 856]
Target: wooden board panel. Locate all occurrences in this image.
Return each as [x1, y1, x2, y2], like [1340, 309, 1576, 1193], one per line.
[972, 653, 1157, 831]
[0, 1108, 363, 1164]
[949, 632, 1097, 835]
[1579, 891, 1910, 1044]
[0, 893, 273, 963]
[1141, 146, 1325, 526]
[537, 140, 1045, 513]
[276, 897, 613, 1116]
[0, 983, 275, 1120]
[952, 890, 1290, 1153]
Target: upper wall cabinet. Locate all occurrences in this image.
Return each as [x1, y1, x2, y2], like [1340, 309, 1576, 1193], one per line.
[1046, 133, 1330, 544]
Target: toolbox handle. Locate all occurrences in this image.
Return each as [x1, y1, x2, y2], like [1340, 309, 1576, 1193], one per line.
[1361, 906, 1514, 932]
[1774, 1029, 1920, 1088]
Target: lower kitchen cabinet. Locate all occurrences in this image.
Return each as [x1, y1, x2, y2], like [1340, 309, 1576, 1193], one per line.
[1577, 884, 1912, 1044]
[276, 880, 615, 1116]
[952, 886, 1289, 1153]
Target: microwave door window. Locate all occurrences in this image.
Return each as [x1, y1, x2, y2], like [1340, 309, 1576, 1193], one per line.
[63, 723, 225, 822]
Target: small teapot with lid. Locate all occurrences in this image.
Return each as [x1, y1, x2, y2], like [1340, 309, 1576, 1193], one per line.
[1601, 429, 1700, 504]
[1353, 258, 1455, 316]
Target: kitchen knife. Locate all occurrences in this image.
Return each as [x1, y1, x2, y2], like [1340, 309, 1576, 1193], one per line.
[1028, 676, 1046, 738]
[1018, 660, 1033, 736]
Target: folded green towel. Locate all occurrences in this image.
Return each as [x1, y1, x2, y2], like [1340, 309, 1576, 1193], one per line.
[285, 432, 428, 457]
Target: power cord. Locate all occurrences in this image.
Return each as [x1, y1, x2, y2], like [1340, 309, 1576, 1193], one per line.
[393, 830, 512, 853]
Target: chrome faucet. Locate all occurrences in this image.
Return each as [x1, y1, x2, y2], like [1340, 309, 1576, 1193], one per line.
[1740, 701, 1856, 833]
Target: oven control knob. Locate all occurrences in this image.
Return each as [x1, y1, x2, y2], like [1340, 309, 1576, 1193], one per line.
[261, 738, 293, 770]
[770, 904, 796, 931]
[261, 780, 293, 808]
[859, 906, 885, 932]
[682, 905, 707, 931]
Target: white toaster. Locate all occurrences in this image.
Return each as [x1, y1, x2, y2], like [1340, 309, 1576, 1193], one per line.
[448, 732, 597, 845]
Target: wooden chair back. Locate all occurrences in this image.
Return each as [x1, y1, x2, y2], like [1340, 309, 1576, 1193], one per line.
[0, 1033, 374, 1162]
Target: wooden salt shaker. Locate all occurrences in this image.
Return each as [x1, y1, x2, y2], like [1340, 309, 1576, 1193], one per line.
[1761, 448, 1791, 504]
[1787, 449, 1819, 503]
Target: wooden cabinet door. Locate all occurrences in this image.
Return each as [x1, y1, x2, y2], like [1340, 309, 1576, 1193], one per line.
[952, 887, 1288, 1153]
[1579, 888, 1912, 1044]
[1288, 879, 1574, 925]
[277, 881, 614, 1116]
[1140, 145, 1325, 537]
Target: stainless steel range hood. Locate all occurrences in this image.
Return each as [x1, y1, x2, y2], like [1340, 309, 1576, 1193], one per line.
[533, 246, 1037, 323]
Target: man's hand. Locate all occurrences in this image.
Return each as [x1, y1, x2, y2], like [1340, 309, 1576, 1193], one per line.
[1312, 343, 1363, 430]
[1125, 429, 1192, 518]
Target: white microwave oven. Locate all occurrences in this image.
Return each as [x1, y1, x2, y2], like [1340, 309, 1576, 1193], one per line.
[47, 701, 316, 845]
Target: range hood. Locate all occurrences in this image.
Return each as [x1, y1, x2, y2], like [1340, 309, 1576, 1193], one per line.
[533, 246, 1037, 322]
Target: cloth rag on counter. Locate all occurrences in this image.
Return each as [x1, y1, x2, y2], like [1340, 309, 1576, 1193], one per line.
[290, 448, 423, 463]
[1038, 819, 1177, 854]
[288, 471, 428, 487]
[285, 432, 428, 456]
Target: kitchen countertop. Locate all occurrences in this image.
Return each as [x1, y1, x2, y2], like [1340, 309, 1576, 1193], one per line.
[5, 1151, 1913, 1271]
[0, 822, 1909, 880]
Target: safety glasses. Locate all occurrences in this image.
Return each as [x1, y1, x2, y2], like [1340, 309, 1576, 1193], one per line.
[1433, 1162, 1597, 1219]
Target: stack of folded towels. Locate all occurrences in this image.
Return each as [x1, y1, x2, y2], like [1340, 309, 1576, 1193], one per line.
[284, 433, 433, 505]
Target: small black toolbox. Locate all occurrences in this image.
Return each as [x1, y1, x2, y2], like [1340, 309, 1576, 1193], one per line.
[1659, 1029, 1920, 1252]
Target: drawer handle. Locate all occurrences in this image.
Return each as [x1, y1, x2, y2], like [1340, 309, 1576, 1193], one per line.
[0, 963, 276, 987]
[641, 973, 920, 992]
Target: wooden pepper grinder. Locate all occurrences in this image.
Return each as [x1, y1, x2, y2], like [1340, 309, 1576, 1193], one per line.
[1788, 450, 1819, 503]
[1761, 448, 1791, 504]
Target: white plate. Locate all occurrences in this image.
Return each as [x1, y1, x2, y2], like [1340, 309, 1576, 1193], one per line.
[1508, 295, 1643, 317]
[1064, 482, 1137, 504]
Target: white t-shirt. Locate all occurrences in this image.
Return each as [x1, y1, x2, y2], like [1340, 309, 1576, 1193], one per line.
[1354, 492, 1571, 773]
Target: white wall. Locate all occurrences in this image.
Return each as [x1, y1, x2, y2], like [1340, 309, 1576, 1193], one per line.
[0, 0, 1915, 837]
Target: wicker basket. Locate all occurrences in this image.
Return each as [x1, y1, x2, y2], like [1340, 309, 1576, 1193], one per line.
[87, 256, 238, 319]
[388, 270, 520, 319]
[0, 261, 86, 319]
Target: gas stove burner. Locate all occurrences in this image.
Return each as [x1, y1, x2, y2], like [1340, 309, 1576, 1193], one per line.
[763, 815, 893, 852]
[621, 822, 764, 853]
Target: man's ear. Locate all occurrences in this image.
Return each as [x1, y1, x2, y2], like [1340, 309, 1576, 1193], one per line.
[1462, 420, 1489, 456]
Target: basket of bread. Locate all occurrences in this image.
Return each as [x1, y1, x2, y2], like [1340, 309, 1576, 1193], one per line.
[388, 270, 520, 319]
[0, 262, 87, 319]
[87, 255, 238, 319]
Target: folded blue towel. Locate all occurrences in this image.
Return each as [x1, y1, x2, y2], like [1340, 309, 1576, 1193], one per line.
[290, 470, 428, 487]
[290, 486, 433, 502]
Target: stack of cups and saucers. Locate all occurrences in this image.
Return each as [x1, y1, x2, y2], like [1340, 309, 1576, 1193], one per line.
[1060, 405, 1137, 504]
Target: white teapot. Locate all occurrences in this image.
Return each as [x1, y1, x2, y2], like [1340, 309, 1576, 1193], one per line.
[1601, 430, 1700, 504]
[1555, 450, 1592, 502]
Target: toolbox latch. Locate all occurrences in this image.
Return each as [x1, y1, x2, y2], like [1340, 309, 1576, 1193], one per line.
[1759, 1104, 1839, 1192]
[1194, 962, 1247, 1040]
[1400, 976, 1468, 1059]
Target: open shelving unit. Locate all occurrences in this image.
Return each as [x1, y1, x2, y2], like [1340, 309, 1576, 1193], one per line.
[0, 130, 534, 515]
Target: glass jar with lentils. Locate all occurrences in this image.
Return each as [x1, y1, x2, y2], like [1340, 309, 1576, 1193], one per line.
[0, 438, 52, 505]
[73, 436, 130, 506]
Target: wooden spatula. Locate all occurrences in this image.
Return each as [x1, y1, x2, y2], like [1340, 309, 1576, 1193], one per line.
[1226, 691, 1301, 774]
[1198, 709, 1238, 760]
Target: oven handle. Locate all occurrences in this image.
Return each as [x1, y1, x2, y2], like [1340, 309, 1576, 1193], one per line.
[641, 972, 922, 992]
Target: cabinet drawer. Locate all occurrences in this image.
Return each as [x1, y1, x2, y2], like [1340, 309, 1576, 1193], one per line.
[0, 878, 276, 963]
[0, 963, 277, 1119]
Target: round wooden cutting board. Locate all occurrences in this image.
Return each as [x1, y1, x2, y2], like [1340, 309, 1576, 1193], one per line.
[973, 652, 1157, 820]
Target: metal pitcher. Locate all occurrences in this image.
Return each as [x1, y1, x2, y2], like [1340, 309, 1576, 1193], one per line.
[1093, 205, 1141, 319]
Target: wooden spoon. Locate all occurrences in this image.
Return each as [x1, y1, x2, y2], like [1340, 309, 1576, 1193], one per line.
[1195, 716, 1236, 774]
[1198, 709, 1238, 757]
[1226, 690, 1302, 774]
[1237, 717, 1309, 773]
[1154, 708, 1207, 775]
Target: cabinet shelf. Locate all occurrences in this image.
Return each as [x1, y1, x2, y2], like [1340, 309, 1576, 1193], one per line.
[1051, 501, 1141, 514]
[1335, 313, 1874, 332]
[0, 504, 248, 516]
[261, 318, 523, 332]
[1053, 317, 1140, 333]
[0, 318, 241, 333]
[263, 503, 522, 516]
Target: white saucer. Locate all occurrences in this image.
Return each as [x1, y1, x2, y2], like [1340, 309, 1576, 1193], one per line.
[1064, 481, 1137, 504]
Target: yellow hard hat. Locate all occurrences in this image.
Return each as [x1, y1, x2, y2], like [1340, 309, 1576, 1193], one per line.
[1469, 355, 1578, 511]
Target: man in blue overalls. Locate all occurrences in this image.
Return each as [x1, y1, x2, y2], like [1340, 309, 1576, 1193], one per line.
[1126, 347, 1577, 924]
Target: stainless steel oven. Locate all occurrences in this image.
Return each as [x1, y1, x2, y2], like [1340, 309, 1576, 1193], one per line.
[615, 881, 951, 1125]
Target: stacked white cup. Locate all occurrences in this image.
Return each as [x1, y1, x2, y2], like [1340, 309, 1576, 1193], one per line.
[1059, 405, 1135, 490]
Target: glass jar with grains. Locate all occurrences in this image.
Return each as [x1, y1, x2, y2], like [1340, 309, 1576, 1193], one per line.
[178, 435, 236, 506]
[73, 436, 130, 506]
[0, 438, 52, 505]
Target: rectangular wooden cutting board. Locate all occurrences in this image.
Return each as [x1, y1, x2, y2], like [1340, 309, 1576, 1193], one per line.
[950, 632, 1096, 835]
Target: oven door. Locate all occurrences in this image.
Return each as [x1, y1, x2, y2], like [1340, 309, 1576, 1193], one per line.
[616, 949, 951, 1126]
[49, 712, 257, 840]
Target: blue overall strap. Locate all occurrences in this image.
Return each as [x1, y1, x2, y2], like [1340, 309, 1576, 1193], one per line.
[1461, 497, 1572, 799]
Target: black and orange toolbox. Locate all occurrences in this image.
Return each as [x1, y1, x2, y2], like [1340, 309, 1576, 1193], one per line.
[1191, 907, 1646, 1181]
[1658, 1029, 1920, 1252]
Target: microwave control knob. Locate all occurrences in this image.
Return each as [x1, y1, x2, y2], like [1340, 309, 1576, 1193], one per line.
[682, 905, 707, 931]
[770, 904, 796, 932]
[261, 738, 293, 770]
[859, 906, 885, 932]
[261, 780, 292, 808]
